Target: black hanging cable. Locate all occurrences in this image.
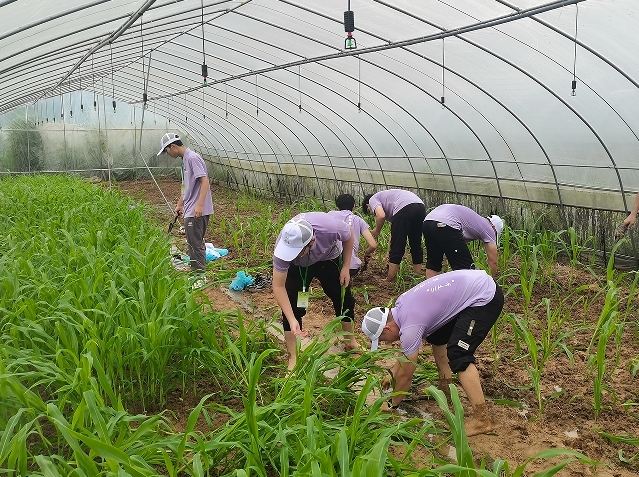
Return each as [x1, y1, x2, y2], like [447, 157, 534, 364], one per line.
[298, 65, 302, 112]
[69, 79, 73, 118]
[255, 74, 259, 115]
[45, 98, 48, 123]
[91, 53, 97, 111]
[141, 15, 148, 109]
[225, 83, 228, 119]
[200, 0, 208, 85]
[357, 54, 361, 112]
[571, 4, 579, 96]
[79, 65, 84, 112]
[441, 38, 445, 106]
[109, 42, 116, 112]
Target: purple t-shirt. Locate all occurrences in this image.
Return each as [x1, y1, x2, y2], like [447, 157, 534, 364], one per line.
[182, 148, 214, 218]
[273, 212, 352, 273]
[391, 269, 496, 356]
[328, 210, 369, 270]
[425, 204, 496, 243]
[368, 189, 423, 223]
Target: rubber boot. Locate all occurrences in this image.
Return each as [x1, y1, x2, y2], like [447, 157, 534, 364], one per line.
[464, 403, 493, 437]
[437, 378, 452, 400]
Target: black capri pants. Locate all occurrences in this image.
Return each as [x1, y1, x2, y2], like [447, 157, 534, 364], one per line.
[282, 256, 355, 331]
[389, 202, 426, 266]
[425, 285, 504, 373]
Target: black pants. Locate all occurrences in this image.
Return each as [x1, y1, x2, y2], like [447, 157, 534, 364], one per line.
[282, 256, 355, 331]
[438, 285, 504, 373]
[389, 202, 426, 265]
[185, 215, 210, 272]
[423, 220, 474, 272]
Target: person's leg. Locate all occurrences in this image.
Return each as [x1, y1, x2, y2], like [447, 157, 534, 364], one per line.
[423, 220, 446, 278]
[441, 227, 474, 271]
[185, 216, 209, 272]
[388, 218, 408, 280]
[426, 318, 457, 399]
[447, 286, 504, 436]
[316, 258, 358, 349]
[407, 203, 426, 272]
[282, 265, 314, 370]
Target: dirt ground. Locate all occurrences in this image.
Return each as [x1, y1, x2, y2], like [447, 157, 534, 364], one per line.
[115, 178, 639, 476]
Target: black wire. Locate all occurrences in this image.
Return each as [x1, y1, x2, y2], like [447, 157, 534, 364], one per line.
[201, 0, 206, 62]
[141, 16, 145, 88]
[109, 42, 115, 98]
[572, 4, 578, 80]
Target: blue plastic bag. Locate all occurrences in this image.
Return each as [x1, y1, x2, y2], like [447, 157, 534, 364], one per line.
[229, 271, 255, 291]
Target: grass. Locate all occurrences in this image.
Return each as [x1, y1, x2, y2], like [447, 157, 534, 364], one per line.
[1, 174, 638, 476]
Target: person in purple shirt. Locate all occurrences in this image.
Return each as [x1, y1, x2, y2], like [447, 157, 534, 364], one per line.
[362, 269, 504, 436]
[362, 189, 426, 280]
[158, 133, 214, 274]
[272, 212, 355, 370]
[423, 204, 504, 278]
[328, 193, 377, 276]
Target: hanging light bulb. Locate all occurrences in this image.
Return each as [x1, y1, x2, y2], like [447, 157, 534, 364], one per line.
[202, 63, 208, 86]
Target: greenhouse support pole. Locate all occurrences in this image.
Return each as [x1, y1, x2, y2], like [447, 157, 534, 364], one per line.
[101, 78, 111, 186]
[25, 105, 30, 173]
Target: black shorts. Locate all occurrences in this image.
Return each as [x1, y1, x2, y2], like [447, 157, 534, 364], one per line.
[423, 220, 474, 272]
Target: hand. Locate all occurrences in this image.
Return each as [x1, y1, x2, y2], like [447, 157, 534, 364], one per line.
[623, 214, 636, 228]
[616, 222, 629, 239]
[339, 267, 350, 287]
[381, 373, 393, 391]
[371, 228, 380, 238]
[288, 320, 308, 338]
[174, 206, 183, 216]
[194, 204, 203, 217]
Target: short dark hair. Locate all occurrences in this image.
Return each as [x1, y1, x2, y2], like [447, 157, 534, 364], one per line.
[335, 193, 355, 211]
[362, 193, 374, 215]
[172, 139, 184, 147]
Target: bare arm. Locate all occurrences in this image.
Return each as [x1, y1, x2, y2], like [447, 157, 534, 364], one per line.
[623, 192, 639, 227]
[340, 227, 354, 287]
[484, 242, 498, 277]
[371, 206, 386, 237]
[272, 269, 307, 337]
[193, 176, 210, 217]
[388, 351, 418, 407]
[361, 229, 378, 260]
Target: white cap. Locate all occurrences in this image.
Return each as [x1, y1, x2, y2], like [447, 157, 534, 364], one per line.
[274, 218, 314, 262]
[157, 133, 181, 156]
[361, 307, 390, 351]
[489, 215, 504, 239]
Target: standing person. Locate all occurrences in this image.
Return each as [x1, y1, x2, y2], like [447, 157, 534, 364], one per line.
[362, 189, 426, 280]
[158, 133, 213, 276]
[422, 204, 503, 279]
[361, 269, 504, 436]
[621, 191, 639, 232]
[328, 193, 378, 276]
[272, 212, 356, 369]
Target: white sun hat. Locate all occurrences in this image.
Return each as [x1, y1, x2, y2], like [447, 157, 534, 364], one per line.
[361, 307, 390, 351]
[157, 132, 181, 156]
[273, 218, 314, 262]
[489, 215, 504, 239]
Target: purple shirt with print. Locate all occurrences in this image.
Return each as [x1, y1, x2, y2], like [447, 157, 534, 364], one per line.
[273, 212, 352, 273]
[328, 210, 369, 270]
[368, 189, 423, 222]
[391, 269, 496, 356]
[425, 204, 496, 243]
[182, 148, 213, 218]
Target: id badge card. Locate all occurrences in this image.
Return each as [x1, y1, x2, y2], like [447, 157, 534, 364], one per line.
[297, 291, 310, 308]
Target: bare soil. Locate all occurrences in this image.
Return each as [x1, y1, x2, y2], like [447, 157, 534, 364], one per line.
[115, 178, 639, 476]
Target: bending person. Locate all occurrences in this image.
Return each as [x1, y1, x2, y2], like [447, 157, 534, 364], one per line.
[272, 213, 355, 369]
[423, 204, 503, 278]
[328, 193, 377, 277]
[362, 189, 426, 280]
[362, 269, 504, 436]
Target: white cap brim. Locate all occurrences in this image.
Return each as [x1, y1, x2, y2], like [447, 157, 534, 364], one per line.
[274, 241, 302, 262]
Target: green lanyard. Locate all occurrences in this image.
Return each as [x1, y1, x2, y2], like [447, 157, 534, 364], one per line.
[298, 263, 309, 292]
[298, 245, 311, 292]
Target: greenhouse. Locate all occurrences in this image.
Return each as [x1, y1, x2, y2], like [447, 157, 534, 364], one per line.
[1, 0, 638, 475]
